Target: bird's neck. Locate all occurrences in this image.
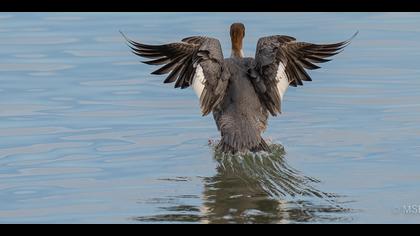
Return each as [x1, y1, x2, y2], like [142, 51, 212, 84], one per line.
[231, 37, 244, 59]
[231, 48, 244, 59]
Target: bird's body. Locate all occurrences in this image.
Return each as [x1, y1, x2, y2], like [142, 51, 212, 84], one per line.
[213, 58, 270, 153]
[122, 23, 356, 154]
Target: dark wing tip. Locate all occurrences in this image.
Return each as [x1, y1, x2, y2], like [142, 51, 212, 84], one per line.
[350, 30, 359, 41]
[336, 30, 359, 50]
[342, 30, 359, 47]
[119, 30, 128, 41]
[119, 30, 135, 46]
[119, 30, 141, 53]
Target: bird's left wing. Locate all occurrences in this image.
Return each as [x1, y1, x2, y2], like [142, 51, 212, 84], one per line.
[250, 32, 358, 116]
[122, 33, 229, 116]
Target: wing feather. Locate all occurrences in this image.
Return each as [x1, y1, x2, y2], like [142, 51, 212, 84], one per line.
[121, 32, 229, 116]
[252, 32, 357, 116]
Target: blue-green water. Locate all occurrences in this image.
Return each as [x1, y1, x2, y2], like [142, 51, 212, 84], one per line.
[0, 13, 419, 223]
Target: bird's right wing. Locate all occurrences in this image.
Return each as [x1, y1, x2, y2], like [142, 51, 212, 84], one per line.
[122, 34, 230, 116]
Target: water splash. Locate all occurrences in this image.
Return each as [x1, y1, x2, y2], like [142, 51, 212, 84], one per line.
[134, 141, 353, 223]
[209, 140, 334, 199]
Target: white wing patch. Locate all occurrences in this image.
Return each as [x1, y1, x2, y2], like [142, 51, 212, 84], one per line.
[192, 64, 205, 99]
[275, 61, 290, 101]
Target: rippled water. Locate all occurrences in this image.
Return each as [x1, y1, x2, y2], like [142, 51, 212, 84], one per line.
[0, 13, 420, 224]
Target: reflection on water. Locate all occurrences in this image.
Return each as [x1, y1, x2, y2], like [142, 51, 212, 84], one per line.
[1, 13, 420, 223]
[135, 144, 352, 223]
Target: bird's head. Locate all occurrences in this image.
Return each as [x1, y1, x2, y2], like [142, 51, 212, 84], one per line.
[230, 23, 245, 58]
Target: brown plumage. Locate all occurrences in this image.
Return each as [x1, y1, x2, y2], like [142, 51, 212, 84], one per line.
[230, 23, 245, 58]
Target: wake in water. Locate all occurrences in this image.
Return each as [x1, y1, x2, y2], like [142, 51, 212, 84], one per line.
[134, 140, 353, 223]
[208, 139, 329, 198]
[209, 140, 324, 198]
[207, 139, 350, 213]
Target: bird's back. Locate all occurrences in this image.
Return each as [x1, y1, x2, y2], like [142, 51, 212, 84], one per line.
[222, 58, 262, 114]
[212, 57, 269, 153]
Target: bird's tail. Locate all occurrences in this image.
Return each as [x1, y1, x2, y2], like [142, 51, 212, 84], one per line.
[216, 113, 269, 154]
[216, 136, 269, 154]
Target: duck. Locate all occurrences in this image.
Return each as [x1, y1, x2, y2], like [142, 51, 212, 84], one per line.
[121, 23, 357, 154]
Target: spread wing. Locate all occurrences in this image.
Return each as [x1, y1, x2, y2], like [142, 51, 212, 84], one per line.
[122, 33, 229, 116]
[251, 32, 358, 116]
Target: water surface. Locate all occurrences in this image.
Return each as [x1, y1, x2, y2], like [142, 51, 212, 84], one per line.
[0, 13, 420, 223]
